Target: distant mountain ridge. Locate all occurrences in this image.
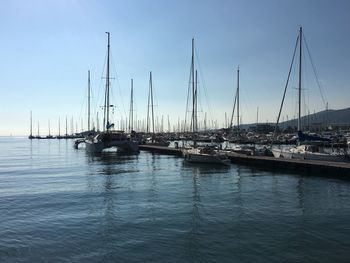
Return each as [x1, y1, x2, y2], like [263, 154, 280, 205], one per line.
[280, 107, 350, 128]
[232, 107, 350, 130]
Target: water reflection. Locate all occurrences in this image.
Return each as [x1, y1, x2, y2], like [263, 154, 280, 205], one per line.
[187, 166, 202, 256]
[145, 154, 159, 222]
[101, 167, 118, 246]
[234, 166, 242, 190]
[144, 153, 163, 172]
[4, 138, 350, 262]
[182, 161, 230, 175]
[297, 177, 305, 213]
[85, 150, 138, 166]
[232, 167, 243, 218]
[86, 152, 125, 242]
[149, 154, 158, 191]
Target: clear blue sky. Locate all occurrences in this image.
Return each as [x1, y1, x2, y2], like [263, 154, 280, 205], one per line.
[1, 0, 349, 135]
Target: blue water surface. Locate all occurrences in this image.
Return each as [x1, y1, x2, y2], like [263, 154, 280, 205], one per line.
[0, 137, 349, 262]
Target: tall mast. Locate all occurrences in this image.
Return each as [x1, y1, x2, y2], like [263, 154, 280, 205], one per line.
[161, 115, 164, 133]
[298, 27, 302, 131]
[129, 78, 134, 133]
[104, 32, 111, 131]
[48, 119, 51, 136]
[88, 70, 91, 131]
[237, 67, 240, 134]
[58, 117, 61, 137]
[146, 72, 151, 133]
[194, 70, 198, 134]
[191, 38, 195, 135]
[167, 115, 170, 132]
[150, 72, 155, 139]
[65, 116, 68, 136]
[71, 117, 74, 135]
[30, 111, 33, 138]
[326, 102, 329, 129]
[96, 112, 100, 132]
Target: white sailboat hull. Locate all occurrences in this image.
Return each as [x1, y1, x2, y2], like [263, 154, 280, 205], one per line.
[272, 148, 348, 162]
[272, 149, 293, 159]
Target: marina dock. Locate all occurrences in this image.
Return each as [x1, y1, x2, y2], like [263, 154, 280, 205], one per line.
[139, 145, 350, 178]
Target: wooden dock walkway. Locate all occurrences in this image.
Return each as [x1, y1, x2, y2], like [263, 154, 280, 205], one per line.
[139, 145, 350, 178]
[225, 152, 350, 177]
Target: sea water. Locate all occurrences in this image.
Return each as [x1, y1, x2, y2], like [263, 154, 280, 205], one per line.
[1, 137, 350, 262]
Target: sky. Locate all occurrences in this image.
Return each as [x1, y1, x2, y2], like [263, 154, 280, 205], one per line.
[0, 0, 349, 136]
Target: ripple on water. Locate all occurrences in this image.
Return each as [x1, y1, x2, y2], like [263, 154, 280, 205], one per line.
[1, 138, 350, 262]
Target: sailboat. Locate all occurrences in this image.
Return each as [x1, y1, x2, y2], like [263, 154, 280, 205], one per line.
[182, 38, 230, 166]
[271, 27, 348, 162]
[79, 70, 97, 138]
[145, 71, 170, 146]
[46, 119, 53, 139]
[35, 122, 41, 139]
[82, 32, 139, 154]
[228, 67, 241, 143]
[28, 111, 34, 139]
[128, 78, 134, 134]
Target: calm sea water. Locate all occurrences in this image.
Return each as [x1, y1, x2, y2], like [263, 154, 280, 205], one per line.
[1, 137, 350, 262]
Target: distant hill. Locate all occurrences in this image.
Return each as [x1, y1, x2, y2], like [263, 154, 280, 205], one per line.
[279, 107, 350, 128]
[323, 107, 350, 123]
[231, 107, 350, 131]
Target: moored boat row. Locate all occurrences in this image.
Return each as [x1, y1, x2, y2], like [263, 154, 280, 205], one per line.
[28, 28, 349, 166]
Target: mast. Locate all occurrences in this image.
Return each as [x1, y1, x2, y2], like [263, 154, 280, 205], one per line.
[65, 116, 68, 137]
[190, 38, 198, 147]
[48, 119, 51, 136]
[272, 30, 299, 141]
[326, 102, 329, 130]
[237, 67, 240, 135]
[150, 72, 155, 140]
[146, 72, 151, 133]
[58, 117, 61, 137]
[191, 38, 195, 135]
[96, 112, 100, 132]
[298, 27, 302, 131]
[88, 70, 91, 131]
[104, 32, 111, 132]
[129, 78, 134, 133]
[167, 115, 170, 132]
[30, 111, 33, 138]
[229, 68, 240, 132]
[194, 70, 198, 134]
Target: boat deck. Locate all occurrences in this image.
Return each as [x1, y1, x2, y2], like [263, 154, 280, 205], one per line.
[139, 145, 183, 156]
